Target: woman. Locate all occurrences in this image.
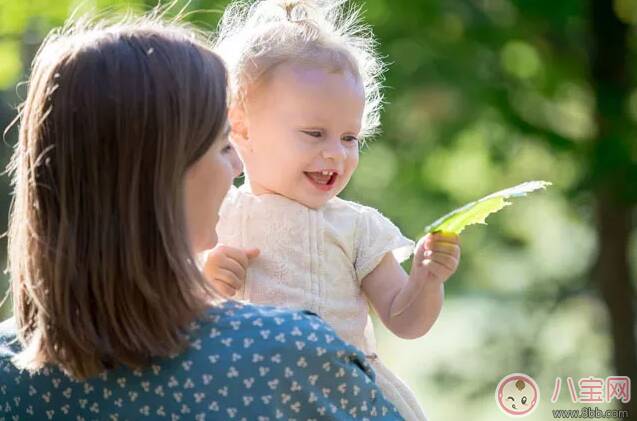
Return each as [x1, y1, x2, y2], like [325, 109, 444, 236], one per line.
[0, 12, 403, 420]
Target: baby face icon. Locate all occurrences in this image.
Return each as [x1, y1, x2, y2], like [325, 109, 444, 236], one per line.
[496, 373, 540, 417]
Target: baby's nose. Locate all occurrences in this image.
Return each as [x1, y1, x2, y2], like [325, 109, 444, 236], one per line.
[322, 140, 347, 160]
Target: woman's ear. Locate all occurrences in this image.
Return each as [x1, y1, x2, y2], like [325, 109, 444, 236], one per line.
[228, 103, 250, 150]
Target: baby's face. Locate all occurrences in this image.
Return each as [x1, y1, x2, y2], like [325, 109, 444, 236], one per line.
[235, 61, 364, 209]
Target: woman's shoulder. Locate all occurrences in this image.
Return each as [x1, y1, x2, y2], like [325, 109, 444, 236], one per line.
[204, 298, 316, 321]
[198, 299, 333, 342]
[193, 300, 366, 371]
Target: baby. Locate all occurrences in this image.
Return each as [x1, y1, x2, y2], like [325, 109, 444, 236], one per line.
[205, 1, 461, 420]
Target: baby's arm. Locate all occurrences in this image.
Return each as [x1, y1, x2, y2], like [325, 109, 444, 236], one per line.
[361, 232, 460, 339]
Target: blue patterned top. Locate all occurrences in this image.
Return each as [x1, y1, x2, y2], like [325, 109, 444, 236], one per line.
[0, 300, 403, 420]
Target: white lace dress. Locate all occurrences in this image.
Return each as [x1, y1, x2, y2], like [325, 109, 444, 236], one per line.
[216, 184, 428, 421]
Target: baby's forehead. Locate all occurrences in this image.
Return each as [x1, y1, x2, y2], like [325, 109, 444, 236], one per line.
[240, 53, 360, 90]
[249, 62, 364, 121]
[274, 61, 362, 89]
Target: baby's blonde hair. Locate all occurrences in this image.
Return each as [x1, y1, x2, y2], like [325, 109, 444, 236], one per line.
[214, 0, 385, 139]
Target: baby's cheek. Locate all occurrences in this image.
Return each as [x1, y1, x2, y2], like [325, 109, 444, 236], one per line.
[349, 151, 359, 170]
[344, 158, 359, 180]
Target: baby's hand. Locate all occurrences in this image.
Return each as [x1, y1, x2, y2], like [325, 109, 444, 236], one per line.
[410, 232, 460, 285]
[202, 245, 260, 297]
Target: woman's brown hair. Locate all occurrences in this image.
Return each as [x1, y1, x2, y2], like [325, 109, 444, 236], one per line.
[7, 12, 226, 379]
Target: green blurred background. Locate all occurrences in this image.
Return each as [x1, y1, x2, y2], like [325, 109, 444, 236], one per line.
[0, 0, 635, 419]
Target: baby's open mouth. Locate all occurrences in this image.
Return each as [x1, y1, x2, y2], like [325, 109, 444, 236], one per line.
[304, 171, 337, 186]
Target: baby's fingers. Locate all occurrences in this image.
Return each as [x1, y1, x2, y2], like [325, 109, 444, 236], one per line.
[220, 255, 246, 281]
[222, 245, 260, 269]
[216, 245, 249, 268]
[213, 268, 242, 291]
[423, 252, 459, 273]
[423, 242, 461, 259]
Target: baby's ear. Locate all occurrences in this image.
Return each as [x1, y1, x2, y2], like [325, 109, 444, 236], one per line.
[228, 103, 249, 146]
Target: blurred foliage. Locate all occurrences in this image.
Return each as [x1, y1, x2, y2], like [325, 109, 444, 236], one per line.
[0, 0, 635, 420]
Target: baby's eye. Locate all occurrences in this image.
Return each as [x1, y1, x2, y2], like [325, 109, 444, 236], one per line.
[221, 143, 234, 154]
[342, 135, 359, 143]
[301, 130, 322, 138]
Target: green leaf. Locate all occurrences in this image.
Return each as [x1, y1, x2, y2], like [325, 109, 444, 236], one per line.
[424, 180, 552, 234]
